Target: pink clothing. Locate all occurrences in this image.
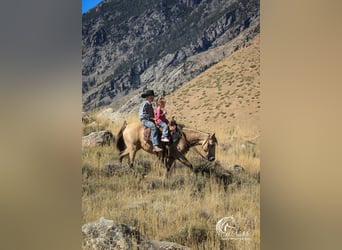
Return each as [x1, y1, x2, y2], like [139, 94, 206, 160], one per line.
[154, 106, 168, 124]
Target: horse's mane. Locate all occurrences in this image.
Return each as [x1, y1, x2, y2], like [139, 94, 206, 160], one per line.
[182, 127, 209, 136]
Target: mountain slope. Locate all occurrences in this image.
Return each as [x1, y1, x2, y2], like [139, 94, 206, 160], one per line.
[82, 0, 260, 111]
[98, 35, 260, 132]
[167, 34, 260, 131]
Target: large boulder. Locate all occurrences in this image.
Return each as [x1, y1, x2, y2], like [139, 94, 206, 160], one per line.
[82, 217, 189, 250]
[82, 130, 114, 147]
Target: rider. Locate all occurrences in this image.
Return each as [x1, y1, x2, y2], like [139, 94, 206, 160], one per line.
[155, 96, 170, 142]
[138, 89, 163, 152]
[169, 116, 182, 143]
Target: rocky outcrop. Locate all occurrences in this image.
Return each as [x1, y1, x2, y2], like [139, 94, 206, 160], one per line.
[82, 217, 189, 250]
[82, 0, 260, 111]
[82, 130, 114, 147]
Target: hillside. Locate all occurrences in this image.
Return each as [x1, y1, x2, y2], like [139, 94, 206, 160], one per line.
[82, 0, 260, 111]
[97, 35, 260, 133]
[167, 34, 260, 131]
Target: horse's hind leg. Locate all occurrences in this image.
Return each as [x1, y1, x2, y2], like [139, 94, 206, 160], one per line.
[128, 149, 137, 168]
[119, 149, 129, 165]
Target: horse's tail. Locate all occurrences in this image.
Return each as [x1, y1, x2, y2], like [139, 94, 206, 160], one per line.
[116, 120, 127, 152]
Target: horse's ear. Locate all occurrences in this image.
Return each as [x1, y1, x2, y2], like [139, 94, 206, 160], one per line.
[211, 133, 218, 143]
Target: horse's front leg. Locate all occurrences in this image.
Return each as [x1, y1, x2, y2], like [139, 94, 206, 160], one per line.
[171, 149, 193, 170]
[161, 144, 170, 166]
[164, 157, 176, 178]
[177, 154, 193, 170]
[166, 157, 175, 172]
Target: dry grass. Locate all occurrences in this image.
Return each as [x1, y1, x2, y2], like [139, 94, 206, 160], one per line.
[82, 117, 260, 249]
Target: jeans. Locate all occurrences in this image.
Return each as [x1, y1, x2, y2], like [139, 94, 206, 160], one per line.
[158, 121, 169, 138]
[141, 119, 159, 146]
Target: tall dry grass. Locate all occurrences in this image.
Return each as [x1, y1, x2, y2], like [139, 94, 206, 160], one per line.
[82, 115, 260, 249]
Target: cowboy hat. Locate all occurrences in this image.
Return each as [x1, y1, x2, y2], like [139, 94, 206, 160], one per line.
[141, 89, 156, 98]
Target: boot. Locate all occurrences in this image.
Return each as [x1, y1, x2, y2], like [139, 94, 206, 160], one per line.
[153, 145, 163, 152]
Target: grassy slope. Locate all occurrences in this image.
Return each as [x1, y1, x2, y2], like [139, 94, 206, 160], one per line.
[167, 35, 260, 132]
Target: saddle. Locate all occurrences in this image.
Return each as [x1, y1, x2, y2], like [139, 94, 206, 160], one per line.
[143, 117, 181, 143]
[143, 126, 163, 142]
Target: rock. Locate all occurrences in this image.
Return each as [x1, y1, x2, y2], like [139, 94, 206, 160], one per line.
[228, 164, 245, 172]
[82, 130, 114, 147]
[82, 217, 143, 250]
[149, 240, 190, 250]
[82, 217, 189, 250]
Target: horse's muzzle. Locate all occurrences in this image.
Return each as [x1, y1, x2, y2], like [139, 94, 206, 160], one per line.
[208, 156, 215, 162]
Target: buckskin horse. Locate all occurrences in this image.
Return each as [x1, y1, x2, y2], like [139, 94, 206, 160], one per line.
[116, 121, 217, 173]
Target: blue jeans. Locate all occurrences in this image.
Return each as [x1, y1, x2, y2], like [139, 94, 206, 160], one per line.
[141, 120, 159, 146]
[158, 121, 169, 138]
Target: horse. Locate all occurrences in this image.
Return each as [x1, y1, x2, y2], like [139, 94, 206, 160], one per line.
[116, 121, 217, 173]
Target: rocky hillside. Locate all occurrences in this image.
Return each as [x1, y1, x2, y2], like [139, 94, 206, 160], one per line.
[82, 0, 260, 111]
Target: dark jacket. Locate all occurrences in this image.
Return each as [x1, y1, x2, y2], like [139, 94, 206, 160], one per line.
[139, 100, 154, 121]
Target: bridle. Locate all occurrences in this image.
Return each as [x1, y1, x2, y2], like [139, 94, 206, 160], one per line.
[183, 133, 215, 162]
[192, 138, 209, 160]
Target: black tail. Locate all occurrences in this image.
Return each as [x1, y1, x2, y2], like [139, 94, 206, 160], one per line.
[116, 121, 127, 152]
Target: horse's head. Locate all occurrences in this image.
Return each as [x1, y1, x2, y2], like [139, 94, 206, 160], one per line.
[203, 133, 217, 162]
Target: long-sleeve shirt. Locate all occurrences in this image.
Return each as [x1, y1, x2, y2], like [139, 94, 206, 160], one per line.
[154, 106, 167, 124]
[139, 100, 154, 121]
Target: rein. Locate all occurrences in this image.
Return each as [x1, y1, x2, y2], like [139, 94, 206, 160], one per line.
[192, 145, 208, 160]
[182, 132, 209, 161]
